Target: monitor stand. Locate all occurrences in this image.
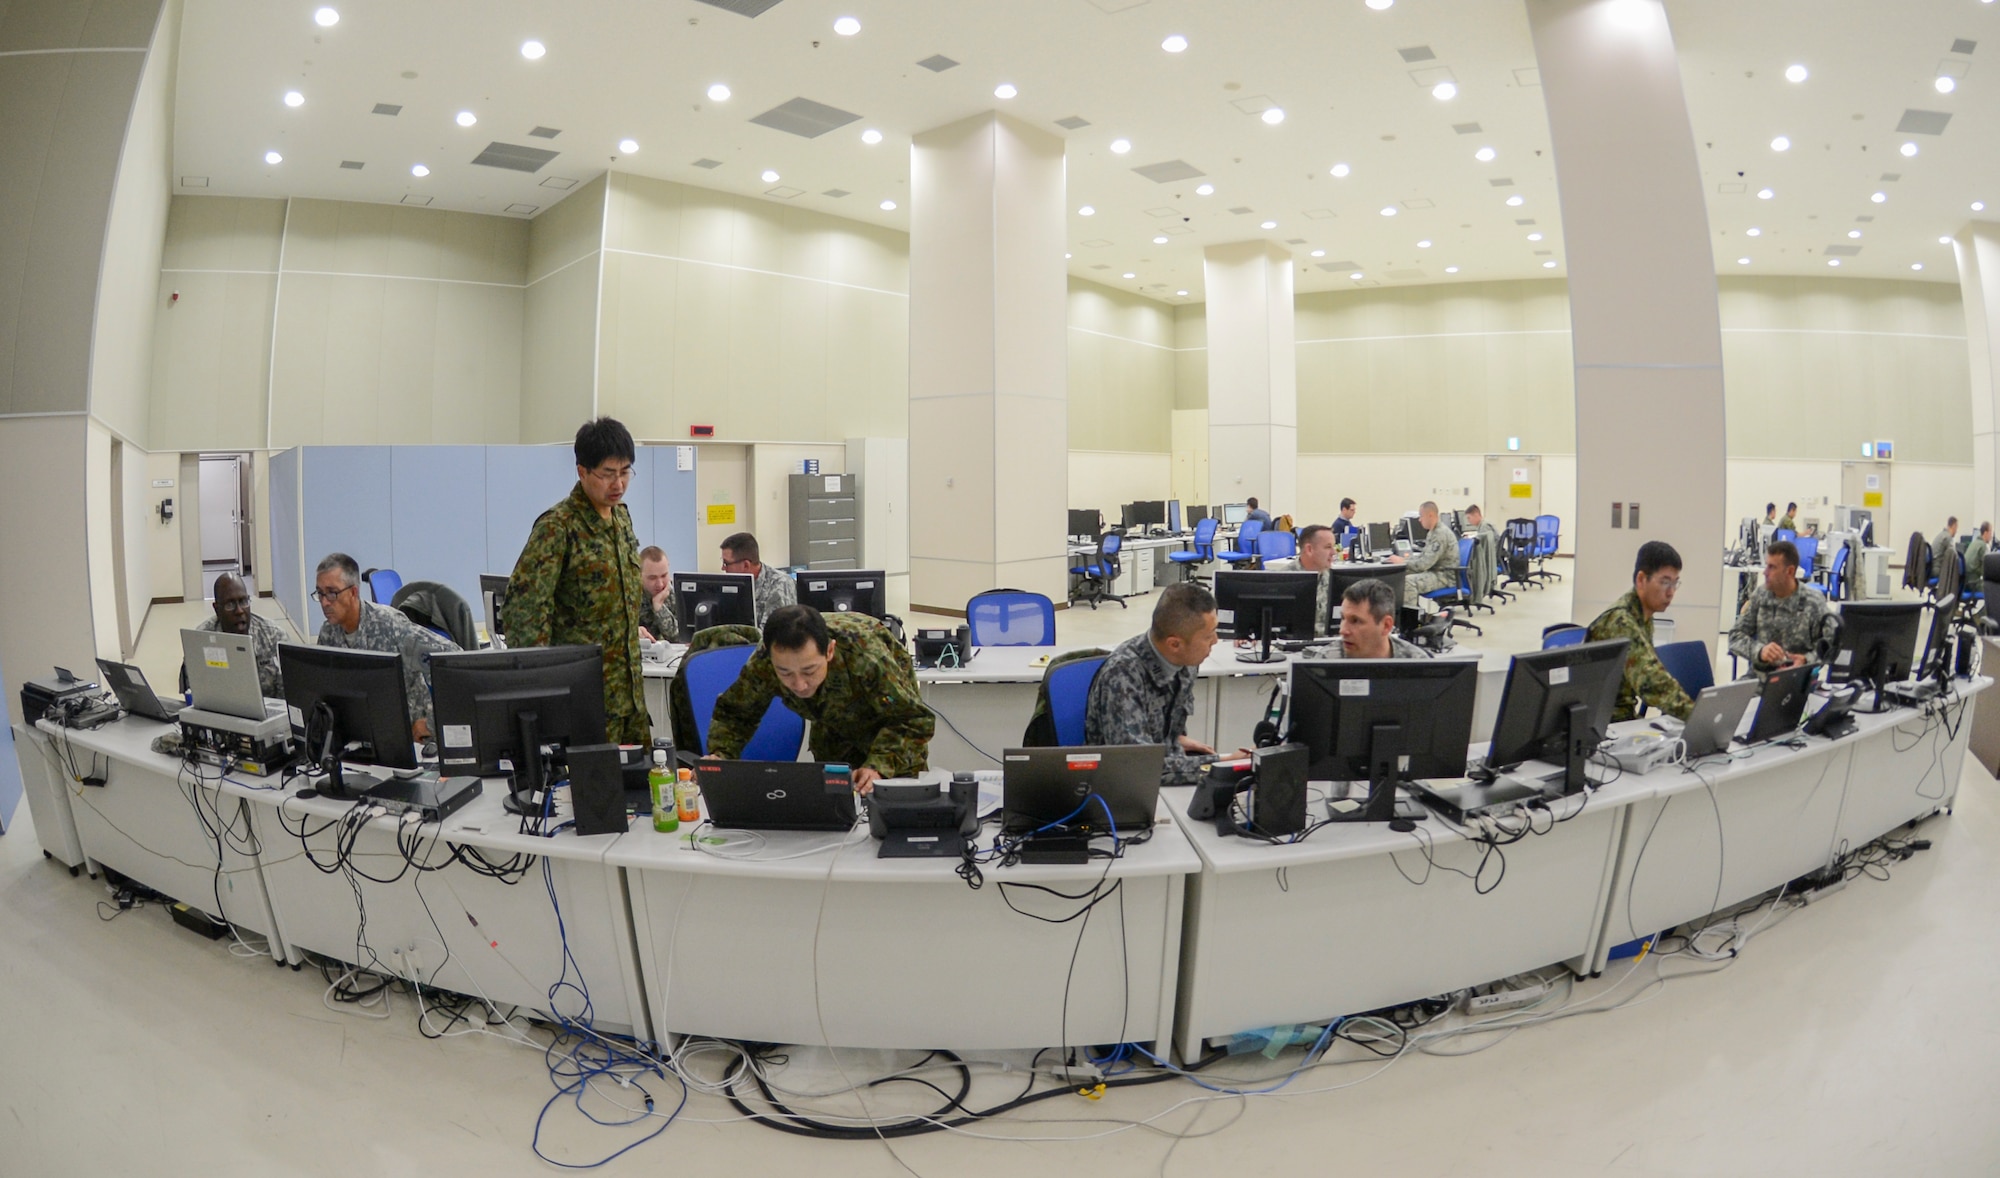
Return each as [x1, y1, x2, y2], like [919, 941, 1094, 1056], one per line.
[297, 725, 388, 802]
[501, 711, 553, 816]
[1554, 701, 1591, 796]
[1325, 720, 1417, 832]
[1236, 606, 1284, 664]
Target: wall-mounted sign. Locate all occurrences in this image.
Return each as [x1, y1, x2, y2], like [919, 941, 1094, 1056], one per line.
[706, 504, 736, 526]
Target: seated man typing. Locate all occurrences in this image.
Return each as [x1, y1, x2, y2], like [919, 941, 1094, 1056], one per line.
[1728, 539, 1831, 673]
[1086, 583, 1232, 784]
[1587, 541, 1694, 723]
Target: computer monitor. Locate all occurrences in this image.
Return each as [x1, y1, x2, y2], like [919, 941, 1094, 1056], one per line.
[430, 645, 608, 814]
[1187, 504, 1210, 525]
[1405, 512, 1430, 544]
[1322, 567, 1407, 630]
[479, 573, 510, 648]
[1833, 506, 1874, 547]
[279, 644, 419, 799]
[1286, 658, 1479, 831]
[1483, 638, 1631, 795]
[1214, 571, 1320, 664]
[1829, 602, 1922, 704]
[1366, 522, 1396, 553]
[676, 572, 757, 633]
[796, 570, 888, 620]
[1167, 500, 1182, 532]
[1119, 503, 1141, 530]
[1068, 508, 1103, 542]
[1736, 517, 1760, 556]
[1130, 500, 1166, 529]
[1222, 503, 1249, 525]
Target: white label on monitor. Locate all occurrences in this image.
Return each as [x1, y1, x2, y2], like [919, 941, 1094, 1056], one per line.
[1065, 753, 1100, 766]
[807, 580, 828, 591]
[1836, 650, 1853, 666]
[1216, 608, 1235, 624]
[857, 580, 875, 589]
[905, 835, 939, 844]
[1005, 754, 1029, 762]
[1339, 679, 1370, 697]
[203, 646, 229, 669]
[1550, 666, 1571, 686]
[498, 758, 514, 773]
[723, 585, 740, 594]
[442, 724, 473, 749]
[288, 705, 304, 726]
[825, 475, 842, 493]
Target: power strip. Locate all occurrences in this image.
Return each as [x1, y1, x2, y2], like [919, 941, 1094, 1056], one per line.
[1464, 981, 1551, 1014]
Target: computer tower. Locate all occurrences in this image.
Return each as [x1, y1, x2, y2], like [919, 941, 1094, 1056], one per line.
[566, 744, 630, 837]
[1247, 743, 1309, 835]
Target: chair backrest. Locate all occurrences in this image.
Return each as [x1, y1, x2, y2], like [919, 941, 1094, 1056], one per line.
[1542, 623, 1588, 650]
[967, 591, 1056, 646]
[1046, 656, 1108, 747]
[1235, 518, 1265, 548]
[1534, 515, 1560, 555]
[1191, 515, 1219, 556]
[1255, 530, 1296, 560]
[1772, 527, 1797, 544]
[388, 580, 478, 651]
[1100, 530, 1123, 555]
[1827, 543, 1849, 597]
[1793, 535, 1818, 578]
[362, 567, 403, 604]
[683, 644, 806, 760]
[1654, 640, 1715, 697]
[1507, 518, 1537, 545]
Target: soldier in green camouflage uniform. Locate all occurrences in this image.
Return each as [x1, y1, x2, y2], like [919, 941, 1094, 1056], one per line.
[505, 418, 651, 746]
[708, 605, 932, 792]
[1392, 501, 1459, 607]
[1588, 540, 1694, 722]
[1728, 539, 1832, 673]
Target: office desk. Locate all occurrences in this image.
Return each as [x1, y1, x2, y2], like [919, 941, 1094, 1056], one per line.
[610, 792, 1200, 1052]
[32, 716, 286, 958]
[1067, 533, 1196, 596]
[13, 722, 87, 871]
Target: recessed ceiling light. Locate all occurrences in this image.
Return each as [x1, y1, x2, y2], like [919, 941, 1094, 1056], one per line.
[521, 39, 546, 60]
[1417, 239, 1432, 248]
[1526, 232, 1542, 241]
[1445, 266, 1460, 273]
[1505, 194, 1524, 207]
[1900, 141, 1919, 157]
[1123, 272, 1136, 279]
[1110, 138, 1132, 154]
[1311, 249, 1326, 257]
[411, 163, 429, 177]
[1770, 135, 1791, 152]
[1078, 205, 1095, 216]
[1941, 235, 1954, 244]
[1848, 230, 1862, 239]
[1784, 63, 1808, 83]
[1162, 34, 1188, 53]
[1828, 258, 1841, 267]
[313, 7, 339, 27]
[1475, 146, 1496, 162]
[1433, 82, 1457, 101]
[880, 199, 896, 211]
[1366, 0, 1394, 9]
[284, 90, 305, 108]
[833, 15, 860, 36]
[1912, 263, 1925, 271]
[1330, 163, 1351, 178]
[264, 150, 282, 164]
[1871, 191, 1886, 203]
[1153, 235, 1168, 244]
[456, 110, 477, 127]
[1261, 220, 1277, 229]
[1195, 183, 1215, 195]
[762, 169, 780, 183]
[1261, 108, 1285, 125]
[861, 128, 882, 145]
[1975, 201, 1987, 211]
[1746, 227, 1762, 236]
[1737, 257, 1751, 265]
[1542, 260, 1557, 269]
[1936, 75, 1957, 94]
[620, 139, 640, 154]
[1757, 188, 1775, 199]
[1176, 289, 1188, 296]
[1380, 206, 1397, 216]
[994, 83, 1018, 100]
[1349, 271, 1364, 279]
[707, 83, 731, 102]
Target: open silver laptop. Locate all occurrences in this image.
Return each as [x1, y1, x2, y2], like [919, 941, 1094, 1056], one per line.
[1681, 679, 1761, 759]
[180, 629, 271, 721]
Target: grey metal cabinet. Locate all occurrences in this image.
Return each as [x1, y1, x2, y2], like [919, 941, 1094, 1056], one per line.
[789, 473, 861, 570]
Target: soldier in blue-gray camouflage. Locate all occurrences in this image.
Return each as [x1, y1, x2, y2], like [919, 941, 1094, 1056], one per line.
[1587, 540, 1694, 723]
[1729, 539, 1832, 673]
[1086, 582, 1242, 785]
[312, 553, 459, 738]
[1389, 500, 1459, 607]
[505, 418, 651, 746]
[719, 532, 796, 628]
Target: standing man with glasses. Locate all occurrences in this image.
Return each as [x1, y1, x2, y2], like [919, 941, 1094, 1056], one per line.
[718, 532, 796, 628]
[312, 553, 459, 740]
[505, 417, 651, 745]
[1587, 540, 1695, 723]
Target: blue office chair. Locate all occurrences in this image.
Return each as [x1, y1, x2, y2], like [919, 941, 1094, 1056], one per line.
[1533, 515, 1563, 581]
[1655, 640, 1715, 698]
[1254, 529, 1297, 564]
[1216, 519, 1264, 568]
[1422, 536, 1482, 637]
[1068, 532, 1128, 610]
[967, 590, 1056, 646]
[1793, 535, 1819, 581]
[1771, 527, 1797, 545]
[362, 567, 403, 604]
[1046, 656, 1108, 747]
[1167, 517, 1220, 585]
[683, 644, 806, 761]
[1824, 543, 1850, 601]
[1542, 623, 1587, 649]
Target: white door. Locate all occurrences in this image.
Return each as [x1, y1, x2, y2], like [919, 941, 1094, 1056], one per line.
[1839, 461, 1891, 544]
[198, 455, 244, 566]
[1485, 455, 1542, 522]
[694, 444, 751, 571]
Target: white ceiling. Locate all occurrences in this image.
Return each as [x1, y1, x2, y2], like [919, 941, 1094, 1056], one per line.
[172, 0, 1999, 303]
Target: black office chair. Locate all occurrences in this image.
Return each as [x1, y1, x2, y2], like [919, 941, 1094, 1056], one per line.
[1068, 531, 1128, 610]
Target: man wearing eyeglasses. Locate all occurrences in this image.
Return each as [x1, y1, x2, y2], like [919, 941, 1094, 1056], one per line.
[181, 572, 286, 698]
[1586, 540, 1695, 723]
[718, 532, 796, 629]
[313, 553, 459, 740]
[505, 417, 651, 745]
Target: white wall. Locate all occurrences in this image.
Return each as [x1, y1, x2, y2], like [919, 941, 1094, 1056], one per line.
[1721, 457, 1973, 560]
[1068, 451, 1173, 517]
[145, 450, 182, 600]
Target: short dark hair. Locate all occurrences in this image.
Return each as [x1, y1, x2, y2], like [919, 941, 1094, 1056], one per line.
[1634, 540, 1683, 579]
[1151, 582, 1216, 641]
[763, 604, 830, 654]
[1298, 524, 1331, 548]
[1341, 577, 1397, 621]
[720, 532, 760, 562]
[1766, 502, 1777, 514]
[1947, 515, 1959, 528]
[1339, 498, 1356, 512]
[1246, 497, 1259, 509]
[1786, 502, 1797, 512]
[1767, 539, 1799, 569]
[638, 545, 666, 564]
[574, 417, 635, 470]
[315, 552, 359, 587]
[1466, 504, 1481, 516]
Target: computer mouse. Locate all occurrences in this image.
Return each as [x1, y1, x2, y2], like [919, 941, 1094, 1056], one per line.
[420, 740, 439, 759]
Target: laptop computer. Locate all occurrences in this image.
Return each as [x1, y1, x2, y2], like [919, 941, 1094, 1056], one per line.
[1739, 663, 1816, 746]
[1000, 745, 1165, 836]
[1681, 679, 1761, 758]
[693, 760, 858, 832]
[181, 629, 272, 721]
[94, 658, 184, 722]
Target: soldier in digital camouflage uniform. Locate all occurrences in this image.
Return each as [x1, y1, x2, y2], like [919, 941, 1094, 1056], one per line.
[1587, 540, 1693, 722]
[1729, 539, 1832, 673]
[311, 552, 459, 738]
[505, 418, 651, 746]
[1086, 583, 1230, 785]
[1310, 577, 1433, 660]
[719, 531, 796, 627]
[184, 572, 287, 699]
[707, 605, 931, 793]
[1391, 500, 1459, 607]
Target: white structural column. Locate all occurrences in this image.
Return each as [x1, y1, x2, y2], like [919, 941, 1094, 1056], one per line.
[907, 113, 1069, 613]
[1528, 0, 1727, 640]
[1952, 224, 2000, 528]
[1203, 242, 1297, 515]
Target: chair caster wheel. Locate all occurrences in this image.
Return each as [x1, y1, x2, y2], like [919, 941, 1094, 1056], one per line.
[42, 850, 52, 860]
[69, 864, 80, 877]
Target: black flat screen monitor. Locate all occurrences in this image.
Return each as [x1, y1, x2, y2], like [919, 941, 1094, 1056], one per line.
[1406, 514, 1430, 544]
[796, 569, 888, 620]
[430, 645, 608, 814]
[1187, 505, 1210, 525]
[1323, 567, 1406, 629]
[1918, 598, 1960, 680]
[1367, 522, 1396, 552]
[677, 572, 757, 633]
[1286, 658, 1479, 830]
[1827, 602, 1921, 691]
[1214, 571, 1320, 664]
[279, 644, 418, 799]
[1068, 509, 1102, 542]
[1129, 500, 1166, 528]
[1167, 500, 1182, 532]
[1483, 638, 1630, 794]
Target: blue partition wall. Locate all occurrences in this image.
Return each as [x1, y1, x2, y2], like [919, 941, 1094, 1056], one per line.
[278, 445, 698, 642]
[0, 644, 19, 833]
